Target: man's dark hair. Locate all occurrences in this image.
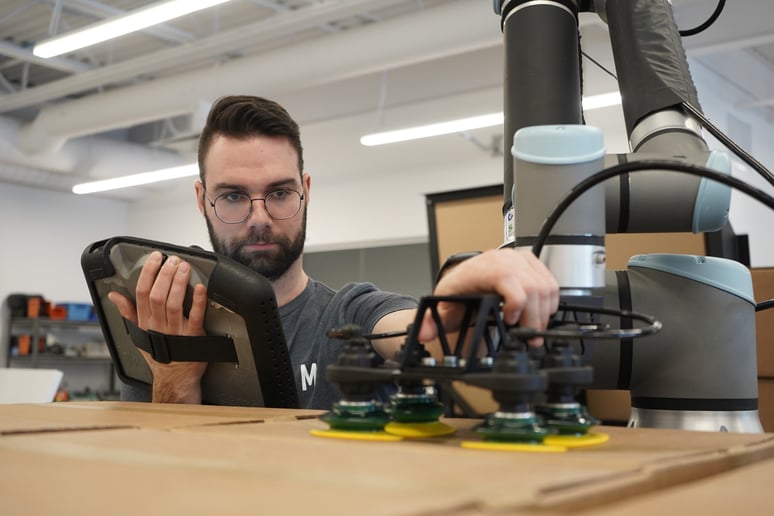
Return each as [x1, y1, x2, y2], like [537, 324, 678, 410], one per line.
[197, 95, 304, 185]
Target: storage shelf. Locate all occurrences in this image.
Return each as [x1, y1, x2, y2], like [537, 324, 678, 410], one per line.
[10, 318, 101, 333]
[5, 312, 115, 396]
[9, 355, 112, 365]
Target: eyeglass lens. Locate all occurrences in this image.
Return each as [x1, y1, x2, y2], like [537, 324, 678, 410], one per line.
[214, 190, 302, 223]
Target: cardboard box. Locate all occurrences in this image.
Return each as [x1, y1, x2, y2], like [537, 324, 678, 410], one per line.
[752, 268, 774, 377]
[759, 378, 774, 433]
[1, 402, 773, 515]
[604, 233, 706, 271]
[586, 389, 631, 424]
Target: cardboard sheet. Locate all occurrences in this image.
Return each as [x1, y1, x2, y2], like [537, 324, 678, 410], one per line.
[0, 401, 323, 434]
[1, 402, 773, 515]
[578, 453, 774, 515]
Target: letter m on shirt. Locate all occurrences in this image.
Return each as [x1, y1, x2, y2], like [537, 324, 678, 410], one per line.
[300, 363, 317, 391]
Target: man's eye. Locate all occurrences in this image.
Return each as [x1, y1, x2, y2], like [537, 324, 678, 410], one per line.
[270, 189, 290, 200]
[222, 192, 248, 202]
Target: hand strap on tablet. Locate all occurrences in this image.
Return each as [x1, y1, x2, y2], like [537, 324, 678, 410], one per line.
[124, 318, 238, 364]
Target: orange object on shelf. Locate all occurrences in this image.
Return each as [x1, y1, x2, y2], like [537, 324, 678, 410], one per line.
[49, 305, 68, 320]
[25, 296, 52, 318]
[17, 335, 45, 355]
[26, 297, 41, 318]
[17, 335, 30, 355]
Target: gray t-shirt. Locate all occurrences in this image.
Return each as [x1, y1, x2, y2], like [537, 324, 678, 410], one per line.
[120, 278, 418, 409]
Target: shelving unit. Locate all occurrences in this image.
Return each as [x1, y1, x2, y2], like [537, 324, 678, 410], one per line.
[6, 317, 118, 400]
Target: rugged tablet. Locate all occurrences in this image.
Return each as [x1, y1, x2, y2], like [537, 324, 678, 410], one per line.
[81, 235, 298, 408]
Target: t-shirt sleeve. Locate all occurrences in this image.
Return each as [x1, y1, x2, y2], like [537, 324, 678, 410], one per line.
[335, 282, 418, 334]
[121, 381, 151, 402]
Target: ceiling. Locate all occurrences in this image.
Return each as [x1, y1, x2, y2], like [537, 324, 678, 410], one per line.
[0, 0, 773, 201]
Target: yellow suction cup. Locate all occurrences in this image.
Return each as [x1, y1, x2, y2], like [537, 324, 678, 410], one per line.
[544, 431, 610, 449]
[460, 440, 566, 453]
[310, 428, 403, 442]
[384, 420, 456, 438]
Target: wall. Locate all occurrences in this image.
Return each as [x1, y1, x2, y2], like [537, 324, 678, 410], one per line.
[304, 243, 432, 301]
[0, 182, 130, 300]
[690, 58, 774, 268]
[0, 182, 130, 364]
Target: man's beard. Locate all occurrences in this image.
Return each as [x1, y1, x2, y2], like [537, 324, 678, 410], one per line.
[205, 210, 306, 281]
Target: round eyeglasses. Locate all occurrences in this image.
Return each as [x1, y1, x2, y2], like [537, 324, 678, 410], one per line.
[206, 189, 305, 223]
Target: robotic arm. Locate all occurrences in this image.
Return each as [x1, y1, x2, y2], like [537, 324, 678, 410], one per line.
[315, 0, 768, 438]
[601, 0, 731, 235]
[495, 0, 761, 432]
[498, 0, 731, 276]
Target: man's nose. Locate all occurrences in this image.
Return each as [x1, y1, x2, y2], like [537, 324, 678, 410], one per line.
[246, 198, 272, 226]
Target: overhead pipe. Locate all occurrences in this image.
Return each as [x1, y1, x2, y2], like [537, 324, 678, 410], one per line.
[0, 115, 186, 191]
[19, 0, 500, 154]
[0, 0, 405, 114]
[0, 41, 91, 75]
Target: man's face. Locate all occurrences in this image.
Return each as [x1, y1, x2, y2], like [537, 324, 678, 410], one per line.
[196, 135, 308, 281]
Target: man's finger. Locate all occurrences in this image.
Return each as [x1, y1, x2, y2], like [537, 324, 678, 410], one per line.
[417, 310, 440, 342]
[165, 260, 192, 333]
[186, 284, 208, 336]
[147, 255, 181, 328]
[135, 251, 164, 324]
[107, 291, 138, 326]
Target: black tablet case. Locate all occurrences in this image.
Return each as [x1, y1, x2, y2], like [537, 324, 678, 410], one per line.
[81, 235, 298, 408]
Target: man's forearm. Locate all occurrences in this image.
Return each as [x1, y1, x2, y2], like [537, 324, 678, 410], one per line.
[150, 363, 206, 404]
[152, 377, 202, 404]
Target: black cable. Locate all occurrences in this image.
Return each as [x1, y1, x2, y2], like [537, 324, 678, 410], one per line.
[581, 50, 617, 81]
[678, 0, 726, 37]
[578, 23, 774, 191]
[756, 299, 774, 312]
[531, 160, 774, 258]
[577, 58, 774, 190]
[681, 101, 774, 189]
[363, 329, 408, 340]
[509, 303, 661, 340]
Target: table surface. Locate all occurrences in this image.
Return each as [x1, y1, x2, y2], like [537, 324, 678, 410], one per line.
[1, 401, 773, 516]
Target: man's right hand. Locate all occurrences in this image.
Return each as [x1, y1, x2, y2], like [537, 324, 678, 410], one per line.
[418, 247, 559, 347]
[107, 251, 209, 404]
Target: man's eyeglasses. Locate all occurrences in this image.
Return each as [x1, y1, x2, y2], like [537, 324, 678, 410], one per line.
[205, 189, 305, 223]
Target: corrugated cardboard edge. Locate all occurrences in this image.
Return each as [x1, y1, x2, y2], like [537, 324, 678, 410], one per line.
[517, 434, 774, 514]
[0, 402, 325, 435]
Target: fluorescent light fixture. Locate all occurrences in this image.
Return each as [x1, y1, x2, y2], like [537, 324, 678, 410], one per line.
[361, 112, 505, 147]
[72, 163, 198, 194]
[360, 92, 622, 146]
[34, 0, 233, 58]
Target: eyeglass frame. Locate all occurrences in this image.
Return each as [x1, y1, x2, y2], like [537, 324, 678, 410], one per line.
[203, 187, 305, 224]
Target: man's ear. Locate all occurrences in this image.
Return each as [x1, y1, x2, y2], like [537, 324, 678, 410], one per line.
[302, 173, 311, 205]
[194, 180, 206, 217]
